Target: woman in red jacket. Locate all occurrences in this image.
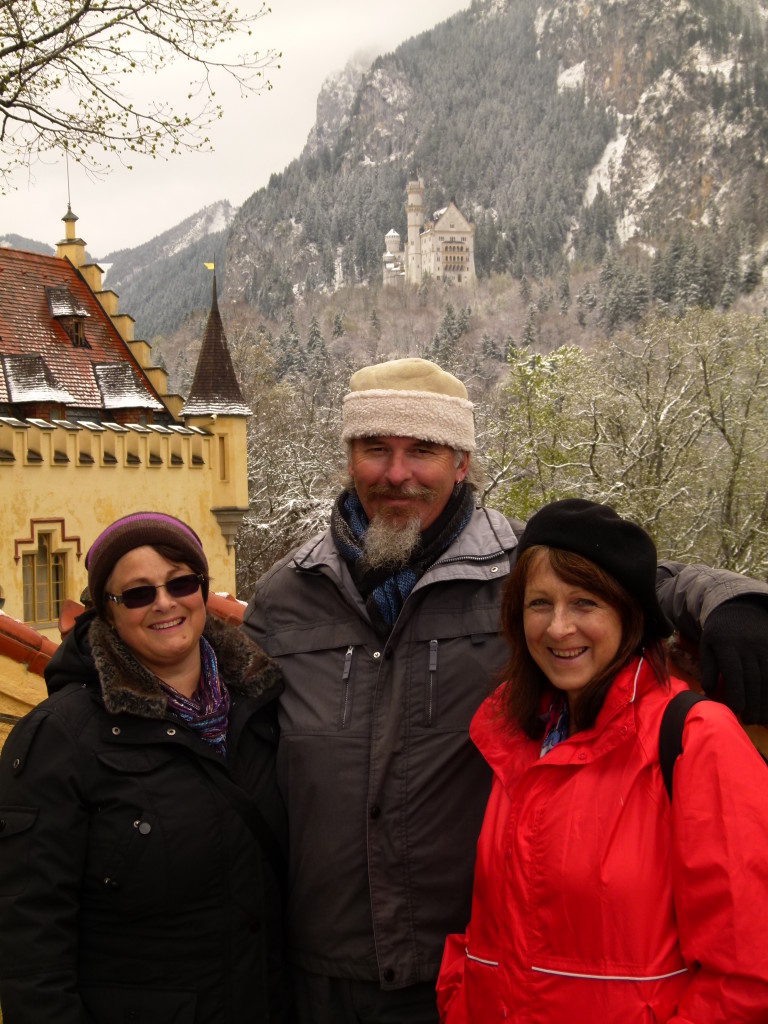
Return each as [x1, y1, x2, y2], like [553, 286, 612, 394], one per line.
[437, 499, 768, 1023]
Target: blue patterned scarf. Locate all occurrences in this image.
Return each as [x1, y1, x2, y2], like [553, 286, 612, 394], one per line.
[161, 636, 230, 757]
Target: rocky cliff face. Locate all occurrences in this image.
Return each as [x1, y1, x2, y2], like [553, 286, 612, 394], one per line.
[304, 58, 370, 158]
[532, 0, 768, 242]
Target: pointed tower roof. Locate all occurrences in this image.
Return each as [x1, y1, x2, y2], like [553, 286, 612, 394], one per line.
[181, 272, 251, 418]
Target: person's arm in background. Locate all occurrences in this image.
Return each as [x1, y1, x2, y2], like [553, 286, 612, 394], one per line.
[657, 560, 768, 727]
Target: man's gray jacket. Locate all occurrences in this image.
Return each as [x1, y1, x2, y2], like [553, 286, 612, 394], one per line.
[241, 505, 768, 990]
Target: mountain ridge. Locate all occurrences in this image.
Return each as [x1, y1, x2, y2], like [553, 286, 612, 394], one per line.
[3, 0, 766, 339]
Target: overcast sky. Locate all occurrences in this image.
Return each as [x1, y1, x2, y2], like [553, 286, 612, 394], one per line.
[1, 0, 471, 257]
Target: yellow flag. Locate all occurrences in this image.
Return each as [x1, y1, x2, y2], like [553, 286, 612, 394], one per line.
[203, 262, 215, 270]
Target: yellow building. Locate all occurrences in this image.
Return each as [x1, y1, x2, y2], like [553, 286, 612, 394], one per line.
[0, 614, 52, 747]
[0, 208, 251, 642]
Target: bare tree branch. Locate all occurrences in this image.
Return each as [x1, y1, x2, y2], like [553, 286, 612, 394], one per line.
[0, 0, 280, 181]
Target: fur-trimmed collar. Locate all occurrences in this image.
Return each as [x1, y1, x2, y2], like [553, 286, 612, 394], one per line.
[88, 614, 282, 719]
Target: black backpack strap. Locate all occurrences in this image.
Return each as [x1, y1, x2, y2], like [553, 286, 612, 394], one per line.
[659, 691, 709, 800]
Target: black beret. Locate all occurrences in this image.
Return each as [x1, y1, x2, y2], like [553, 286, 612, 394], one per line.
[517, 498, 672, 639]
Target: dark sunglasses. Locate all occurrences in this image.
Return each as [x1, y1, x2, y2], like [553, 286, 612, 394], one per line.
[106, 573, 206, 610]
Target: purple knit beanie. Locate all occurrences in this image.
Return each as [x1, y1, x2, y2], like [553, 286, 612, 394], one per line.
[86, 512, 209, 615]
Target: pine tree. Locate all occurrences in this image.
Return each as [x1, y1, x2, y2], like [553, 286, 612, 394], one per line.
[558, 270, 571, 315]
[369, 309, 381, 338]
[456, 306, 471, 337]
[742, 254, 760, 293]
[521, 305, 537, 347]
[307, 316, 324, 353]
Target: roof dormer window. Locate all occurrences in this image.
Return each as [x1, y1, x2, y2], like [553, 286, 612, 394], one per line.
[62, 317, 89, 347]
[45, 286, 91, 348]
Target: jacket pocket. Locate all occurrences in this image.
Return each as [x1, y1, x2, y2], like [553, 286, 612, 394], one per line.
[276, 633, 372, 734]
[463, 945, 507, 1020]
[95, 749, 176, 774]
[86, 752, 175, 915]
[95, 811, 155, 898]
[0, 806, 38, 896]
[82, 985, 197, 1023]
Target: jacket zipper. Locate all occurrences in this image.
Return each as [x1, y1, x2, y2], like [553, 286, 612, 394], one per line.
[340, 645, 354, 728]
[425, 639, 438, 726]
[433, 549, 506, 568]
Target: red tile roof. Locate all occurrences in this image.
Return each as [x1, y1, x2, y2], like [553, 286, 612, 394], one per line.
[0, 612, 59, 677]
[0, 248, 164, 414]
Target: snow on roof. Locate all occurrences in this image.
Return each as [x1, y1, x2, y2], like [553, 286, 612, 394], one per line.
[181, 398, 252, 417]
[45, 285, 90, 319]
[2, 354, 77, 404]
[94, 363, 164, 411]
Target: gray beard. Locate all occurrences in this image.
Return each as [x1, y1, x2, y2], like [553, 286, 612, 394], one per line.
[361, 514, 421, 570]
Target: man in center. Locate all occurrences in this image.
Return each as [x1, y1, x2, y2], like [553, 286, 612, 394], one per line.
[242, 357, 768, 1024]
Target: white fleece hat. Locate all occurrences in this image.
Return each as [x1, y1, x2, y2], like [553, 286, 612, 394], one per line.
[341, 357, 475, 452]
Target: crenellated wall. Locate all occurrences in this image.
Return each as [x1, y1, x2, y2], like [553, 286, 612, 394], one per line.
[0, 416, 246, 636]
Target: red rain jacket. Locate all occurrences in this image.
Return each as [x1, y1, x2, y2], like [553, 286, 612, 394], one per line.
[437, 658, 768, 1023]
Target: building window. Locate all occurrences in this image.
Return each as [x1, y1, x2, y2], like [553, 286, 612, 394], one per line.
[63, 318, 90, 348]
[22, 533, 66, 624]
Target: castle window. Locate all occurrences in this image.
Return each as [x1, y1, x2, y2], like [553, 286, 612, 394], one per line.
[22, 533, 66, 624]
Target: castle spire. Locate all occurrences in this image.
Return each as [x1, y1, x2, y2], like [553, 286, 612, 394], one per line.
[180, 272, 251, 418]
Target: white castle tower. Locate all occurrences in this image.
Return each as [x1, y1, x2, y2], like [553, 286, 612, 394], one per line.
[405, 178, 425, 284]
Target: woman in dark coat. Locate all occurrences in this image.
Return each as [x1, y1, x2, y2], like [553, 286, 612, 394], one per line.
[0, 512, 288, 1024]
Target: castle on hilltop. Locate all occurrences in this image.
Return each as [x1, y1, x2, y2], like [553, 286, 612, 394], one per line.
[383, 178, 476, 287]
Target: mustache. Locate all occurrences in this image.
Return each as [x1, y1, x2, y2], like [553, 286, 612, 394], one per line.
[365, 483, 437, 503]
